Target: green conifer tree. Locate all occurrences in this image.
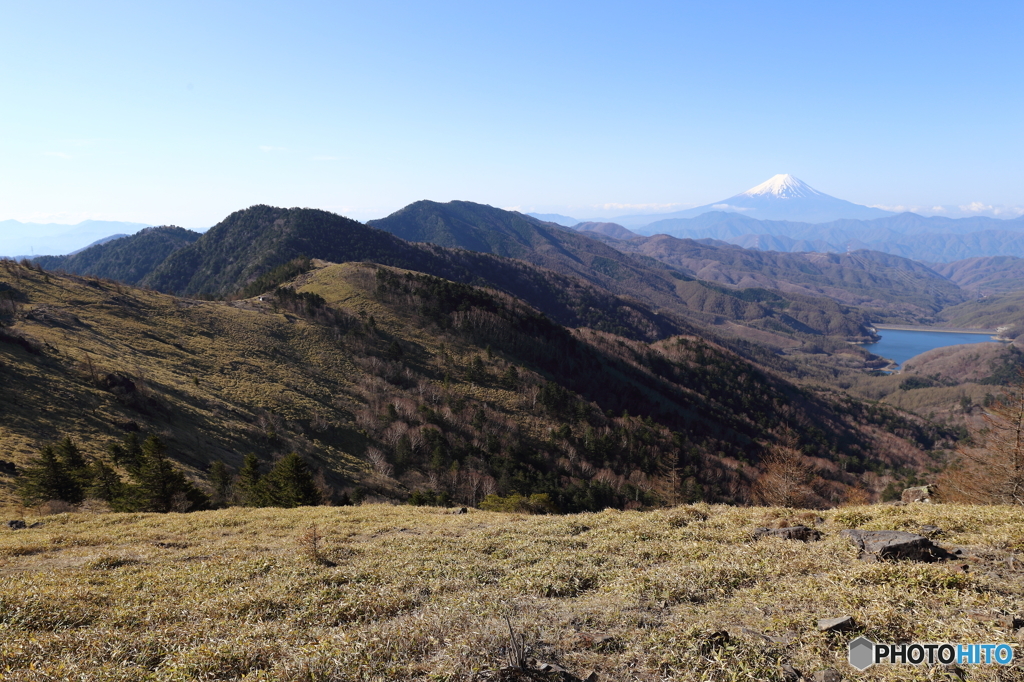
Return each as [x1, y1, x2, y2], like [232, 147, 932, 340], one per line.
[17, 444, 83, 505]
[124, 435, 207, 512]
[236, 453, 266, 506]
[54, 436, 92, 492]
[87, 460, 127, 508]
[209, 460, 233, 507]
[262, 452, 322, 508]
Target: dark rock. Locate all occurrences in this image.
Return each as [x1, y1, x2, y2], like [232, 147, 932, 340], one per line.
[902, 485, 934, 503]
[6, 519, 26, 530]
[752, 525, 822, 542]
[102, 372, 138, 394]
[28, 522, 44, 529]
[454, 507, 468, 514]
[697, 630, 730, 654]
[779, 664, 800, 681]
[768, 631, 798, 645]
[840, 529, 951, 562]
[817, 616, 855, 632]
[812, 671, 842, 682]
[739, 627, 770, 641]
[484, 666, 593, 681]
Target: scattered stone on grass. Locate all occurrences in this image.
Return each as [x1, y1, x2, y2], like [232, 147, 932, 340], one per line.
[902, 485, 934, 503]
[779, 663, 801, 681]
[752, 525, 822, 542]
[6, 519, 26, 530]
[817, 616, 855, 632]
[840, 529, 952, 562]
[812, 670, 842, 682]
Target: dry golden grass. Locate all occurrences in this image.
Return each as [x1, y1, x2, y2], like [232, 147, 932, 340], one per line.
[0, 262, 380, 513]
[2, 503, 1023, 680]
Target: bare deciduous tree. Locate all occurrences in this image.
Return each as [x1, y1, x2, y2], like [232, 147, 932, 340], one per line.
[941, 384, 1024, 504]
[751, 439, 820, 508]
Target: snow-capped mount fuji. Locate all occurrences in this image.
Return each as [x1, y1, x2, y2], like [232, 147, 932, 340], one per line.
[739, 174, 824, 200]
[613, 174, 894, 228]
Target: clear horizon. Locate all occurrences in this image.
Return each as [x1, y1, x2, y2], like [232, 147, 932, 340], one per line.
[2, 1, 1022, 228]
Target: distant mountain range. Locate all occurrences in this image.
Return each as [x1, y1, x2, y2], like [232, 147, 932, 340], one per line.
[0, 219, 155, 257]
[616, 175, 894, 225]
[529, 175, 897, 228]
[624, 210, 1024, 262]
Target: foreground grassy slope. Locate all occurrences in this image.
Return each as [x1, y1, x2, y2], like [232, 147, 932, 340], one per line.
[2, 503, 1023, 680]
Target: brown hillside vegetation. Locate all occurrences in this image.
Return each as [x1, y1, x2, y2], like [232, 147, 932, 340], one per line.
[0, 259, 949, 511]
[2, 503, 1024, 680]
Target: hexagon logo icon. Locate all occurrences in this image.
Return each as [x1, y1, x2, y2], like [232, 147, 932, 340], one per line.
[848, 636, 876, 671]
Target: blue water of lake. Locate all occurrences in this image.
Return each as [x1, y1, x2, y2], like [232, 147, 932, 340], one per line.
[862, 329, 1002, 368]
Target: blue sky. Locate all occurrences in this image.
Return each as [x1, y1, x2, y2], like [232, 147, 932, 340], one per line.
[2, 1, 1022, 227]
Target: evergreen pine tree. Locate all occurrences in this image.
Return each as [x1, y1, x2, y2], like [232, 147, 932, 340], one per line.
[108, 433, 145, 474]
[209, 460, 233, 507]
[54, 436, 92, 492]
[236, 453, 266, 506]
[262, 452, 321, 508]
[87, 460, 127, 508]
[18, 444, 83, 505]
[124, 435, 207, 512]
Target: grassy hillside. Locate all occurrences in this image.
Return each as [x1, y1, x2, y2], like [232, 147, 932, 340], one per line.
[2, 503, 1023, 680]
[0, 259, 948, 512]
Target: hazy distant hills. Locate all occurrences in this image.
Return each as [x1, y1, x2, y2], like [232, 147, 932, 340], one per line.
[525, 213, 580, 227]
[594, 233, 965, 313]
[931, 256, 1024, 294]
[632, 210, 1024, 262]
[0, 219, 153, 257]
[572, 222, 638, 240]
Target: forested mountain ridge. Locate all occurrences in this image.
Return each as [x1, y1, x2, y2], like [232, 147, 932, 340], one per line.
[34, 226, 201, 285]
[84, 204, 870, 342]
[0, 259, 946, 511]
[367, 201, 876, 340]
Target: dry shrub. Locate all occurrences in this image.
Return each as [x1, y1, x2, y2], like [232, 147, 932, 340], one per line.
[297, 523, 334, 566]
[36, 500, 77, 516]
[841, 487, 874, 507]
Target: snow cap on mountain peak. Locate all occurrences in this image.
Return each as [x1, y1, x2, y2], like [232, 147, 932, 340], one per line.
[740, 174, 823, 199]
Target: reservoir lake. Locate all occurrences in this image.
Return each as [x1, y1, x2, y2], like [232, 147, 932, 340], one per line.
[862, 329, 1003, 368]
